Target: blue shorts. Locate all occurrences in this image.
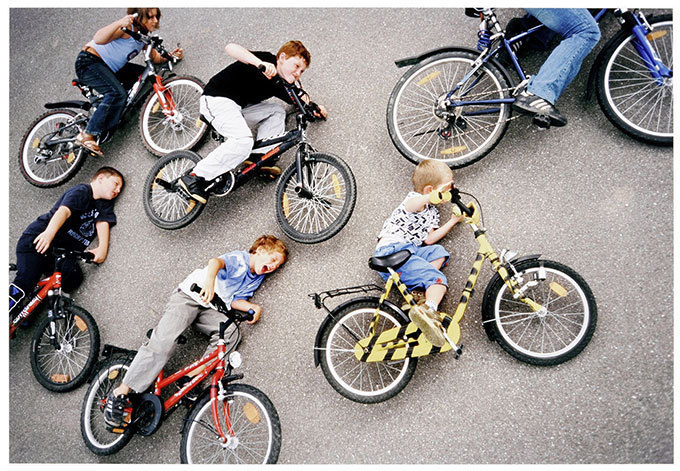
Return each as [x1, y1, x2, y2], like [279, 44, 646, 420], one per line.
[373, 242, 449, 290]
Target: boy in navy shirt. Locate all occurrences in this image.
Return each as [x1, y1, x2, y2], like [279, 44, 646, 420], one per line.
[10, 167, 124, 314]
[104, 235, 288, 428]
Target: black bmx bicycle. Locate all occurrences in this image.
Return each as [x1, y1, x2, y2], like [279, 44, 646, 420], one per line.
[142, 78, 357, 244]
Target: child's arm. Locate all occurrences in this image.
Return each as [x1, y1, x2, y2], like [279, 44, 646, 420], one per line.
[88, 221, 110, 263]
[199, 258, 225, 304]
[92, 14, 136, 45]
[230, 299, 262, 325]
[33, 206, 72, 254]
[224, 43, 277, 78]
[424, 212, 464, 245]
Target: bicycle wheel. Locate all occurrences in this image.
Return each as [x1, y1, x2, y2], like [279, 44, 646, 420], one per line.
[142, 150, 206, 230]
[387, 51, 512, 168]
[139, 75, 208, 156]
[180, 383, 282, 464]
[483, 259, 597, 366]
[29, 304, 100, 392]
[80, 355, 135, 455]
[18, 109, 87, 188]
[596, 14, 673, 146]
[275, 152, 356, 244]
[318, 299, 417, 403]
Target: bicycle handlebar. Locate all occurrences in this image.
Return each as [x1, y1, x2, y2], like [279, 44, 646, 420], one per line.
[121, 27, 176, 62]
[52, 247, 96, 263]
[189, 283, 255, 323]
[450, 189, 475, 217]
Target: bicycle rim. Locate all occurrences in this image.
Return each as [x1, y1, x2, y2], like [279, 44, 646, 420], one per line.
[33, 313, 94, 387]
[144, 152, 204, 228]
[184, 390, 276, 464]
[21, 111, 84, 185]
[276, 154, 355, 243]
[389, 54, 510, 167]
[603, 20, 673, 139]
[141, 77, 206, 155]
[493, 267, 591, 360]
[325, 307, 412, 399]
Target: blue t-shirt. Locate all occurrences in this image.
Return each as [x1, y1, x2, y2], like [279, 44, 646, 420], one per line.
[179, 251, 265, 307]
[23, 183, 117, 250]
[89, 26, 145, 73]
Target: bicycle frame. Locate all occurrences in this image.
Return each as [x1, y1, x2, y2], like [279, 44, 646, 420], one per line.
[9, 272, 60, 339]
[446, 8, 670, 113]
[357, 204, 542, 362]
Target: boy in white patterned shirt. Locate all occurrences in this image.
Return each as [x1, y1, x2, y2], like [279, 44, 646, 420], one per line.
[373, 160, 463, 347]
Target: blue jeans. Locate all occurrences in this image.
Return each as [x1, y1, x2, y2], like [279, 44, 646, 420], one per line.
[526, 9, 601, 104]
[374, 242, 450, 290]
[75, 51, 141, 136]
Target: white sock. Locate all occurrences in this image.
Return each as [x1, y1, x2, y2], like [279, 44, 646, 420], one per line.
[425, 300, 438, 312]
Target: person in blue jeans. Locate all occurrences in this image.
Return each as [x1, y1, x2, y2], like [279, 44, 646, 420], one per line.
[512, 8, 601, 127]
[373, 159, 464, 347]
[74, 7, 183, 156]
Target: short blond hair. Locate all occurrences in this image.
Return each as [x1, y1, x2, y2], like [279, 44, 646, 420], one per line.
[412, 160, 453, 193]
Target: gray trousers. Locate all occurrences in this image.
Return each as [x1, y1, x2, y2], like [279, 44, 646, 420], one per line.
[191, 95, 286, 180]
[123, 289, 238, 393]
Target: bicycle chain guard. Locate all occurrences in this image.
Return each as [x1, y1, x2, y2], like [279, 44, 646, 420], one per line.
[133, 393, 163, 436]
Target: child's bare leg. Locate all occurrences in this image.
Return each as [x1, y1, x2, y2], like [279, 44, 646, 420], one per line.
[429, 257, 446, 270]
[425, 283, 447, 311]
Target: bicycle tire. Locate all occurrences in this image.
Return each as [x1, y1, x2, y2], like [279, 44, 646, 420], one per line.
[318, 299, 417, 403]
[29, 304, 99, 392]
[482, 259, 597, 366]
[596, 14, 673, 146]
[142, 150, 206, 230]
[387, 51, 512, 168]
[18, 109, 87, 188]
[275, 152, 356, 244]
[180, 383, 282, 464]
[80, 355, 135, 455]
[139, 75, 208, 156]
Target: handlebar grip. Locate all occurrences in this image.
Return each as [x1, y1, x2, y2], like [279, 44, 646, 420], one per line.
[189, 283, 229, 312]
[81, 251, 96, 263]
[451, 190, 474, 217]
[257, 64, 267, 72]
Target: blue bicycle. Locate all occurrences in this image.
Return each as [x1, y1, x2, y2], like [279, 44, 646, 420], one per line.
[387, 8, 673, 168]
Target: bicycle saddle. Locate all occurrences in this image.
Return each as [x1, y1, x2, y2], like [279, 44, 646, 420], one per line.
[368, 249, 411, 273]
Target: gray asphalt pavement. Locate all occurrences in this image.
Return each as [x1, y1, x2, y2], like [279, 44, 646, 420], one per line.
[7, 7, 673, 465]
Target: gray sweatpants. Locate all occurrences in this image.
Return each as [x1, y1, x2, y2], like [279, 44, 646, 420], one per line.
[123, 289, 238, 393]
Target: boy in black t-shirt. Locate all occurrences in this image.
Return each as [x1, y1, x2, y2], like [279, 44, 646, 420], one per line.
[9, 167, 124, 315]
[179, 40, 327, 203]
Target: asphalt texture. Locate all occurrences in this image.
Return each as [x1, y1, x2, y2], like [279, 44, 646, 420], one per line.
[7, 7, 674, 465]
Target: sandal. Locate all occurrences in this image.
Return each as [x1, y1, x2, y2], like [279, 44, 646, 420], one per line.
[75, 132, 104, 156]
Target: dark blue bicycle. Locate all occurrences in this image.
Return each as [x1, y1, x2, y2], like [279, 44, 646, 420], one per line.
[387, 8, 673, 168]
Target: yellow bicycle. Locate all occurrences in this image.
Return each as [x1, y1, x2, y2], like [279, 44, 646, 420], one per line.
[311, 188, 597, 403]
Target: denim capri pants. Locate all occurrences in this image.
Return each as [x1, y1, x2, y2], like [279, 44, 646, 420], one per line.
[373, 242, 449, 290]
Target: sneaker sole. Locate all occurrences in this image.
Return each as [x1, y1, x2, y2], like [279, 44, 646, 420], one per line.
[177, 180, 207, 204]
[410, 311, 447, 348]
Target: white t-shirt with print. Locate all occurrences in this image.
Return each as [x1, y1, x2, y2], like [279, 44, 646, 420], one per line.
[376, 191, 440, 249]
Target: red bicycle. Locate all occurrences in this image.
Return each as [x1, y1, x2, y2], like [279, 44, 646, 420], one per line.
[18, 27, 206, 188]
[80, 284, 282, 464]
[9, 248, 100, 392]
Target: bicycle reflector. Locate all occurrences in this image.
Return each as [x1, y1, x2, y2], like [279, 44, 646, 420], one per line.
[243, 402, 261, 424]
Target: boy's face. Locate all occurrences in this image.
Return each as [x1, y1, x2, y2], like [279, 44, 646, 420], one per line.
[97, 175, 123, 200]
[251, 247, 285, 275]
[276, 53, 307, 84]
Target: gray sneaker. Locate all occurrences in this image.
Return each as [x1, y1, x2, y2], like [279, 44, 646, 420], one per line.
[409, 304, 447, 347]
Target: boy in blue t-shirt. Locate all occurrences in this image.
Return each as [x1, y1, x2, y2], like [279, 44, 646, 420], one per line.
[103, 235, 288, 428]
[9, 167, 124, 315]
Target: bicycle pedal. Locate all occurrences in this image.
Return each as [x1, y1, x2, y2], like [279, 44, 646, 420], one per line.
[532, 114, 551, 130]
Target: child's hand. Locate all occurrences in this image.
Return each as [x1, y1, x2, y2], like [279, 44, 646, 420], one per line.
[259, 62, 277, 79]
[314, 103, 328, 119]
[118, 14, 136, 30]
[33, 231, 55, 254]
[247, 305, 262, 325]
[88, 246, 108, 264]
[170, 47, 184, 61]
[199, 284, 215, 304]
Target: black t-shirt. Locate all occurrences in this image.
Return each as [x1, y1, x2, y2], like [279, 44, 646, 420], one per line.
[202, 51, 295, 108]
[23, 184, 117, 250]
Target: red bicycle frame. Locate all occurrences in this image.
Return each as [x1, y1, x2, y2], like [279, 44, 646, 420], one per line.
[9, 272, 61, 339]
[151, 76, 178, 119]
[150, 336, 232, 442]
